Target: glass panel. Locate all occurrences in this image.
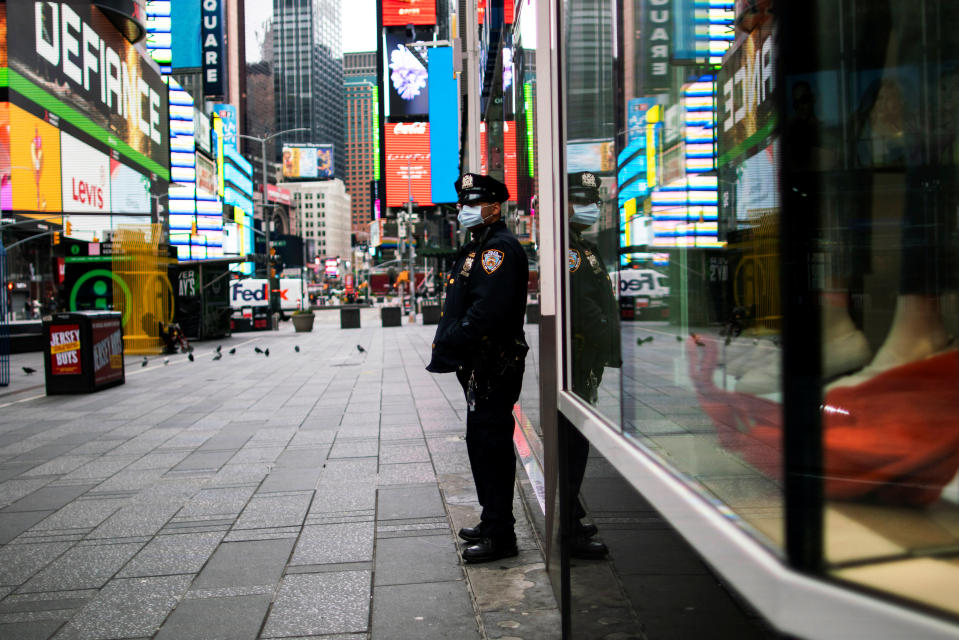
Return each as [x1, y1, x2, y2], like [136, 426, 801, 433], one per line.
[564, 0, 621, 422]
[790, 0, 959, 617]
[611, 0, 784, 548]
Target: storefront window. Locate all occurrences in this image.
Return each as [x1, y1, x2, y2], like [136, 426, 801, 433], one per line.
[561, 0, 959, 621]
[785, 0, 959, 617]
[561, 0, 785, 549]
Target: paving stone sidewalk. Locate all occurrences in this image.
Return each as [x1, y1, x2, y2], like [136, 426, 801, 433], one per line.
[0, 308, 560, 639]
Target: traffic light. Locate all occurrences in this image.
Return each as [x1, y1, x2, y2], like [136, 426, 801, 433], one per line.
[64, 220, 72, 235]
[52, 231, 60, 245]
[191, 220, 198, 235]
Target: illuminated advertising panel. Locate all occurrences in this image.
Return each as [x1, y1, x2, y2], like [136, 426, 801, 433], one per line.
[717, 22, 776, 160]
[382, 0, 436, 26]
[145, 1, 171, 72]
[201, 0, 225, 98]
[7, 1, 169, 179]
[61, 132, 111, 214]
[427, 47, 458, 204]
[110, 160, 150, 213]
[384, 28, 429, 118]
[281, 145, 334, 179]
[385, 121, 432, 207]
[567, 141, 616, 174]
[196, 154, 217, 196]
[212, 104, 238, 150]
[9, 103, 62, 213]
[503, 121, 517, 203]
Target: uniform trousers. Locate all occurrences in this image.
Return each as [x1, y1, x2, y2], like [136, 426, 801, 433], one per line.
[457, 365, 524, 540]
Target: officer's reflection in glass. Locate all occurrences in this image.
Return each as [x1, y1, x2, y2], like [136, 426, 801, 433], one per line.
[567, 171, 621, 558]
[426, 173, 530, 564]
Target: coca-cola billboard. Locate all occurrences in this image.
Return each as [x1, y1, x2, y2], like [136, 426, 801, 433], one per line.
[385, 122, 433, 208]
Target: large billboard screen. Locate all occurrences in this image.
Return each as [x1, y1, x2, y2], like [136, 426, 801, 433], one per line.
[385, 122, 432, 207]
[110, 159, 151, 214]
[384, 28, 430, 118]
[9, 103, 62, 213]
[428, 48, 458, 204]
[6, 1, 170, 179]
[60, 132, 111, 215]
[382, 0, 436, 26]
[282, 145, 334, 179]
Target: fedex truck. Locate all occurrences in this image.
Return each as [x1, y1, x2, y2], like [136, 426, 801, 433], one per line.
[618, 269, 669, 320]
[229, 279, 307, 314]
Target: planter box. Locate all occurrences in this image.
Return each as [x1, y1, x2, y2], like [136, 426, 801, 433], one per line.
[340, 306, 361, 329]
[291, 313, 315, 332]
[422, 305, 442, 325]
[381, 306, 402, 327]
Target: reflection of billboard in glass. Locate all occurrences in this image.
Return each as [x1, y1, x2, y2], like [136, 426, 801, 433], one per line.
[282, 146, 334, 179]
[385, 122, 433, 207]
[110, 160, 151, 214]
[9, 104, 61, 213]
[60, 132, 111, 214]
[382, 0, 436, 26]
[384, 28, 430, 118]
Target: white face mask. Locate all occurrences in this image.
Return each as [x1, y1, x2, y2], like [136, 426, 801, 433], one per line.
[571, 203, 600, 227]
[458, 204, 486, 229]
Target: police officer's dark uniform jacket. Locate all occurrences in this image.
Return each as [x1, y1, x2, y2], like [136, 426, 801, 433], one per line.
[426, 174, 528, 560]
[569, 232, 621, 402]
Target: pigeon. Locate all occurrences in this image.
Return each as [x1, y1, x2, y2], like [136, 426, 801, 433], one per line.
[212, 352, 222, 361]
[22, 366, 36, 375]
[294, 345, 300, 353]
[254, 346, 264, 354]
[690, 332, 705, 347]
[636, 336, 654, 346]
[228, 348, 236, 355]
[188, 353, 195, 362]
[356, 345, 366, 353]
[163, 358, 169, 365]
[264, 348, 270, 357]
[215, 345, 222, 353]
[141, 357, 148, 367]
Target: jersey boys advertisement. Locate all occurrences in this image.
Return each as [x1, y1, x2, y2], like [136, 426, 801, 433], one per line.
[49, 324, 82, 375]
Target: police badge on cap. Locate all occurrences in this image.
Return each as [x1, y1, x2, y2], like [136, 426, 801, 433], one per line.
[454, 173, 510, 205]
[568, 171, 601, 203]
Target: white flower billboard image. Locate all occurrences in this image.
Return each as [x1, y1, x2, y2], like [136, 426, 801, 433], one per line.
[390, 44, 428, 100]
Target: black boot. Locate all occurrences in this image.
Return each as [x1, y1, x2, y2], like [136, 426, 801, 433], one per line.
[570, 536, 607, 559]
[458, 523, 488, 544]
[462, 537, 518, 563]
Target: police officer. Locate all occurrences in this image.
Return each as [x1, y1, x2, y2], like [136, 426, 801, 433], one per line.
[567, 171, 621, 558]
[427, 173, 529, 563]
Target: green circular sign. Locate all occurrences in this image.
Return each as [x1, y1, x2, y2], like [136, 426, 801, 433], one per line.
[69, 269, 132, 326]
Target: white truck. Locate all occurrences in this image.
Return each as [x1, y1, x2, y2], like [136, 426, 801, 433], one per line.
[229, 278, 307, 315]
[618, 269, 669, 320]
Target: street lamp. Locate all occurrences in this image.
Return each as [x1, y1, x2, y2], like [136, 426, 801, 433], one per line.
[237, 128, 309, 307]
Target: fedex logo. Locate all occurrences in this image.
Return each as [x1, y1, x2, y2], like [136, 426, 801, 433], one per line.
[230, 281, 269, 306]
[230, 280, 293, 307]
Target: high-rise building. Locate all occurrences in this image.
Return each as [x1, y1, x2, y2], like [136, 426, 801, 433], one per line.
[272, 0, 345, 180]
[282, 180, 352, 262]
[344, 52, 378, 238]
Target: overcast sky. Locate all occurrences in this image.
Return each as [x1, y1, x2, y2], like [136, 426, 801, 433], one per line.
[245, 0, 378, 63]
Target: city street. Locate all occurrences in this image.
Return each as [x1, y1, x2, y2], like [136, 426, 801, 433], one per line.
[0, 309, 559, 639]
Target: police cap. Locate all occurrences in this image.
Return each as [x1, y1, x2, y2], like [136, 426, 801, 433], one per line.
[454, 173, 510, 205]
[568, 171, 600, 203]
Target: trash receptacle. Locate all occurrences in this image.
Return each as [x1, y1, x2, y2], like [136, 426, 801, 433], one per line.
[422, 305, 441, 325]
[44, 311, 125, 395]
[381, 306, 402, 327]
[340, 305, 361, 329]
